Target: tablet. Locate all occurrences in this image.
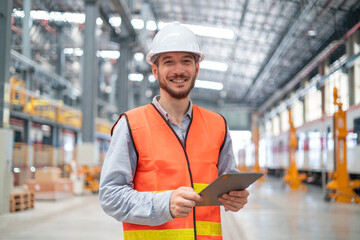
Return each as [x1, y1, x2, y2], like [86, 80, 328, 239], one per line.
[196, 172, 263, 206]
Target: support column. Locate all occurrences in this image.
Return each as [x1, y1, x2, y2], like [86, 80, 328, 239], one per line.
[0, 0, 12, 128]
[300, 78, 308, 123]
[22, 0, 32, 90]
[0, 129, 14, 214]
[139, 74, 149, 106]
[51, 126, 60, 166]
[319, 61, 326, 117]
[78, 0, 99, 166]
[24, 120, 33, 182]
[56, 27, 65, 78]
[117, 39, 130, 113]
[346, 30, 360, 106]
[0, 0, 13, 214]
[319, 59, 330, 189]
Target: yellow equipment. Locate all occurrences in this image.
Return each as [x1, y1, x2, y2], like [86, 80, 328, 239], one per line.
[251, 124, 265, 180]
[24, 97, 57, 121]
[237, 149, 247, 172]
[81, 166, 101, 193]
[9, 77, 26, 109]
[325, 87, 360, 203]
[283, 110, 307, 190]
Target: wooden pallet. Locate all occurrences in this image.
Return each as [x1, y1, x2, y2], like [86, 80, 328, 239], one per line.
[10, 190, 35, 212]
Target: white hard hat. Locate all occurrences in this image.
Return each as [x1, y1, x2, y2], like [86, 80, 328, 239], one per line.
[146, 22, 204, 65]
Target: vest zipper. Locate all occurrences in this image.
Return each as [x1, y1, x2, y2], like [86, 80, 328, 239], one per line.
[151, 104, 197, 240]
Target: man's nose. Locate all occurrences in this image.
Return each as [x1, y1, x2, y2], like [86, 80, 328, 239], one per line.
[173, 62, 185, 74]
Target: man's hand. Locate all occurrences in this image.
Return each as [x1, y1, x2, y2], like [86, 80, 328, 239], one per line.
[218, 189, 249, 212]
[170, 187, 203, 218]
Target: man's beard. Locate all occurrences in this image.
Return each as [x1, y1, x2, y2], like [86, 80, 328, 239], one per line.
[158, 72, 196, 99]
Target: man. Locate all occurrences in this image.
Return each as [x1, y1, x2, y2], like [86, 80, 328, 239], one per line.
[99, 23, 249, 240]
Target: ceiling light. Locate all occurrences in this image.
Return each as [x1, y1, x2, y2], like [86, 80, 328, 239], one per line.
[158, 22, 234, 40]
[131, 19, 144, 29]
[200, 61, 228, 72]
[64, 48, 83, 57]
[30, 10, 49, 21]
[97, 50, 120, 59]
[96, 17, 103, 25]
[134, 52, 144, 62]
[109, 16, 121, 27]
[129, 73, 144, 81]
[74, 48, 83, 57]
[148, 75, 156, 83]
[308, 29, 317, 37]
[146, 20, 157, 31]
[195, 80, 223, 90]
[15, 10, 86, 24]
[49, 11, 85, 24]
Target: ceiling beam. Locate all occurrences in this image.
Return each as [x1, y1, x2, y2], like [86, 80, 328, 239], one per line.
[110, 0, 137, 38]
[223, 0, 249, 84]
[245, 0, 317, 102]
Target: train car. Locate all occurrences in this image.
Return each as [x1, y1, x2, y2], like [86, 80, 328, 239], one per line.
[261, 103, 360, 183]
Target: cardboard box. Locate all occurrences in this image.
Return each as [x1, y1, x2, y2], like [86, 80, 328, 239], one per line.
[25, 178, 73, 200]
[35, 167, 61, 182]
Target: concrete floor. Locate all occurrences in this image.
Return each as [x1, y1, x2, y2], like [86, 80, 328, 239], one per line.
[1, 177, 359, 240]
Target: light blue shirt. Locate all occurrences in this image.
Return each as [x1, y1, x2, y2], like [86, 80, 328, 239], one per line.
[99, 96, 238, 226]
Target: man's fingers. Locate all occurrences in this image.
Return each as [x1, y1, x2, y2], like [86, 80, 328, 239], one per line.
[178, 187, 203, 202]
[170, 186, 203, 218]
[173, 197, 197, 208]
[223, 202, 245, 212]
[217, 189, 249, 212]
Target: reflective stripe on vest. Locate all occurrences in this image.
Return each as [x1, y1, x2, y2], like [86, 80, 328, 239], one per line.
[120, 104, 226, 240]
[124, 221, 222, 240]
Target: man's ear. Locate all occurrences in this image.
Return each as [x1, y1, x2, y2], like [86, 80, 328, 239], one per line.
[195, 61, 200, 78]
[152, 64, 158, 80]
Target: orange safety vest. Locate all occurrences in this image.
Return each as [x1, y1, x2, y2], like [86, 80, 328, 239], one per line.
[112, 103, 227, 240]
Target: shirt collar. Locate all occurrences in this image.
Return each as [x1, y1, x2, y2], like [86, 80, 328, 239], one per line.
[152, 95, 193, 122]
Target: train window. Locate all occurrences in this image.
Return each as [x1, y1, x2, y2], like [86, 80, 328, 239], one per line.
[354, 117, 360, 145]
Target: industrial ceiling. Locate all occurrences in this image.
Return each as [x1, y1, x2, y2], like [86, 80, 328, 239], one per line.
[10, 0, 360, 128]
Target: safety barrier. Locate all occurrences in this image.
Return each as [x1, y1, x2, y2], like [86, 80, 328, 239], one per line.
[9, 77, 112, 134]
[13, 142, 28, 167]
[8, 77, 82, 129]
[33, 144, 54, 167]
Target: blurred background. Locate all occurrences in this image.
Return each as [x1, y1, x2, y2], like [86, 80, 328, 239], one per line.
[0, 0, 360, 239]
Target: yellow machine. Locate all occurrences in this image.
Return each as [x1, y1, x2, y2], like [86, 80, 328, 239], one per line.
[81, 166, 101, 193]
[325, 87, 360, 203]
[283, 111, 307, 190]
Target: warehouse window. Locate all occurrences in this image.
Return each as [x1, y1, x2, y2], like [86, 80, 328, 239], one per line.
[272, 115, 280, 136]
[324, 59, 349, 115]
[265, 120, 272, 137]
[305, 85, 322, 122]
[354, 117, 360, 145]
[291, 99, 304, 128]
[354, 57, 360, 105]
[280, 109, 289, 133]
